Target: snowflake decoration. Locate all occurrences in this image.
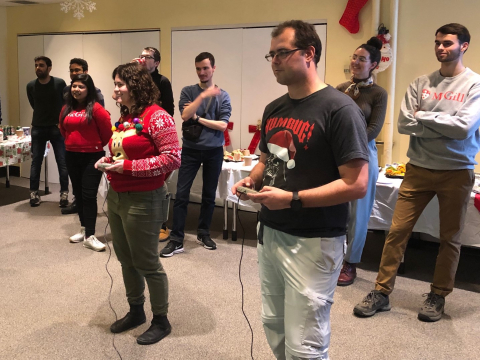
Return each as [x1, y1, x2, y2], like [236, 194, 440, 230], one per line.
[60, 0, 96, 20]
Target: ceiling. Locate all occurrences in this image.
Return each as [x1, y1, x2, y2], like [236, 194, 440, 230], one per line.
[0, 0, 63, 7]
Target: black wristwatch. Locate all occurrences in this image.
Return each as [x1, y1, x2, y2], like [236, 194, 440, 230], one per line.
[194, 114, 200, 121]
[290, 191, 302, 211]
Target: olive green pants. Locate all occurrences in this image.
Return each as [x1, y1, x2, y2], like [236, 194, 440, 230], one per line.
[108, 185, 169, 315]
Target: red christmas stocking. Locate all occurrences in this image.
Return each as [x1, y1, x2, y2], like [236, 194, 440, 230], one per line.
[339, 0, 369, 34]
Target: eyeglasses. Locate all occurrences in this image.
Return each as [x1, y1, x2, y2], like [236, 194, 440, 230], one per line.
[265, 48, 302, 62]
[139, 55, 154, 60]
[69, 68, 83, 74]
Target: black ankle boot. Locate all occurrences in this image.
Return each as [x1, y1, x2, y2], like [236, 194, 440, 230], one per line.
[136, 315, 171, 345]
[110, 303, 146, 334]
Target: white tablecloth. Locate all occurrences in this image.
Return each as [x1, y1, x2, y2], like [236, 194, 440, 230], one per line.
[167, 160, 261, 212]
[368, 170, 480, 248]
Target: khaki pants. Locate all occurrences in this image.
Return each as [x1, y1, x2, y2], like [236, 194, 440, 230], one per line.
[108, 185, 170, 315]
[375, 163, 474, 297]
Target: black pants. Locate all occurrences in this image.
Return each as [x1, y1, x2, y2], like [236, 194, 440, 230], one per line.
[66, 151, 104, 237]
[30, 125, 69, 192]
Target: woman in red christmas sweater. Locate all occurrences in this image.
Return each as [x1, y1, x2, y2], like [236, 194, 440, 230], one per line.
[60, 74, 112, 252]
[95, 63, 181, 345]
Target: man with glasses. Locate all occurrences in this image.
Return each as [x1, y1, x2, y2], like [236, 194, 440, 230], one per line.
[61, 58, 105, 215]
[138, 47, 175, 241]
[63, 58, 105, 108]
[232, 20, 368, 359]
[160, 52, 232, 257]
[27, 56, 69, 208]
[139, 47, 174, 117]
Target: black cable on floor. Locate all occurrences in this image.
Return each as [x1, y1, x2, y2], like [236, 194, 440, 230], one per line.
[236, 195, 255, 360]
[101, 177, 123, 360]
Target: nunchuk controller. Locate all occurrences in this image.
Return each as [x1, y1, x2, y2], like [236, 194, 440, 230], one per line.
[98, 163, 113, 169]
[237, 186, 258, 195]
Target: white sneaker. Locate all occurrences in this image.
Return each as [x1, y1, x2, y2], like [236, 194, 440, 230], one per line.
[69, 227, 85, 243]
[83, 235, 106, 252]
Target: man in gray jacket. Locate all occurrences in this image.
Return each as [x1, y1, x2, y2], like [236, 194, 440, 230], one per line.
[354, 23, 480, 322]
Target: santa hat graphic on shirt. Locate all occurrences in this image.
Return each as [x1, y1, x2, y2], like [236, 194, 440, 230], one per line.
[267, 130, 296, 169]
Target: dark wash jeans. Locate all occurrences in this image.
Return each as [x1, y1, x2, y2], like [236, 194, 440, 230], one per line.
[170, 146, 224, 243]
[66, 151, 104, 238]
[30, 125, 69, 193]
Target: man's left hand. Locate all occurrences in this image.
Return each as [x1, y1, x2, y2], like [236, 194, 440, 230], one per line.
[248, 186, 291, 210]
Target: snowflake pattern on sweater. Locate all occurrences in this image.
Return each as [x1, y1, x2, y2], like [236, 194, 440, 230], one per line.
[107, 104, 181, 192]
[131, 110, 180, 176]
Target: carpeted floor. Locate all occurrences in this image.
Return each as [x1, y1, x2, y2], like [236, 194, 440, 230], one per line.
[1, 176, 480, 360]
[0, 182, 47, 207]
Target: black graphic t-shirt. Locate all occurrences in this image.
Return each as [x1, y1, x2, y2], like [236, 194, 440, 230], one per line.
[259, 86, 368, 238]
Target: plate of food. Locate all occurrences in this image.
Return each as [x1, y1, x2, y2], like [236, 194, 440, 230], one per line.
[385, 163, 406, 179]
[224, 149, 253, 162]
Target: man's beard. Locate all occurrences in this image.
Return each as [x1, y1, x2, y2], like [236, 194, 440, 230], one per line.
[437, 48, 462, 63]
[36, 71, 48, 80]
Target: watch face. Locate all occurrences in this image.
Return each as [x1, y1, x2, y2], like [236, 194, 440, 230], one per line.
[291, 198, 302, 211]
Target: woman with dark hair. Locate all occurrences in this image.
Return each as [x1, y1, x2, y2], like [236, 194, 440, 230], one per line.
[336, 37, 388, 286]
[60, 74, 112, 251]
[95, 62, 181, 345]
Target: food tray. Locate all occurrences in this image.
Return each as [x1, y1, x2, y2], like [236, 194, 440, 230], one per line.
[385, 174, 405, 179]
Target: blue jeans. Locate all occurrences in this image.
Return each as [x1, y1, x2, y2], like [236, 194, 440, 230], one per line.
[170, 146, 223, 242]
[345, 140, 378, 263]
[30, 125, 69, 193]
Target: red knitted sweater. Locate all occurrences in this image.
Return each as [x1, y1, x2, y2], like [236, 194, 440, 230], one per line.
[59, 102, 113, 152]
[106, 104, 181, 192]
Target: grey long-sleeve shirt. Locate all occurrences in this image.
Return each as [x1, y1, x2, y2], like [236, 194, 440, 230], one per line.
[398, 67, 480, 170]
[179, 84, 232, 150]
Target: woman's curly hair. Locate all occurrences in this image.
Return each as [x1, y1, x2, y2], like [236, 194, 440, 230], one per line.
[112, 62, 160, 117]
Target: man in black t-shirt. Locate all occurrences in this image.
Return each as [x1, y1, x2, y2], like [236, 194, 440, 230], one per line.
[232, 20, 369, 360]
[27, 56, 69, 208]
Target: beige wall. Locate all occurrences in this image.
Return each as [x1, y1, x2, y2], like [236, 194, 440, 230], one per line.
[0, 7, 7, 124]
[5, 0, 374, 126]
[392, 0, 480, 166]
[4, 0, 480, 169]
